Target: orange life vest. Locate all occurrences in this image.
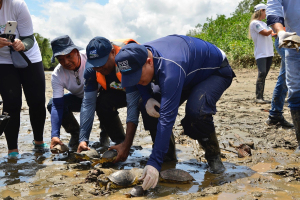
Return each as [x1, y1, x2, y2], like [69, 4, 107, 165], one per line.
[96, 39, 139, 90]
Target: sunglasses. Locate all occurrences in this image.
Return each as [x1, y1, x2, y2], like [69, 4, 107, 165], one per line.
[74, 71, 81, 85]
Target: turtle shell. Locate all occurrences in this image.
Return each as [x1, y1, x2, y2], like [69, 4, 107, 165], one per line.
[283, 35, 300, 43]
[160, 169, 194, 183]
[51, 144, 69, 154]
[74, 149, 100, 160]
[101, 149, 118, 163]
[108, 170, 136, 186]
[130, 185, 146, 197]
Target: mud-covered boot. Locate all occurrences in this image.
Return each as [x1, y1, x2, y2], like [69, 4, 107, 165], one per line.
[61, 112, 80, 152]
[291, 110, 300, 155]
[197, 131, 225, 174]
[99, 129, 110, 147]
[100, 115, 125, 145]
[255, 81, 269, 104]
[149, 129, 177, 162]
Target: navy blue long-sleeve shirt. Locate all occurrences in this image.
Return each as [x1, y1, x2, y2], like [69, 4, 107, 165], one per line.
[126, 35, 234, 171]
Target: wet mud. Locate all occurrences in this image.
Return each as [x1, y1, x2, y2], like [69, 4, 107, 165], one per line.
[1, 69, 300, 199]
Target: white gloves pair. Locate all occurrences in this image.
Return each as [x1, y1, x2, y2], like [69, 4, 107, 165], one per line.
[278, 30, 297, 48]
[146, 98, 160, 118]
[139, 165, 159, 190]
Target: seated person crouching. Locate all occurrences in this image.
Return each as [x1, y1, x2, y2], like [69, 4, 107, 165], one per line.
[47, 35, 88, 152]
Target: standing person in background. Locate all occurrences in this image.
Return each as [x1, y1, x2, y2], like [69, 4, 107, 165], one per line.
[47, 35, 87, 152]
[0, 0, 47, 157]
[249, 3, 274, 104]
[265, 28, 293, 128]
[267, 0, 300, 154]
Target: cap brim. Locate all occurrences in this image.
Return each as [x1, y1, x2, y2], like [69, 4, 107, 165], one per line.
[121, 67, 143, 88]
[85, 54, 110, 69]
[51, 45, 84, 63]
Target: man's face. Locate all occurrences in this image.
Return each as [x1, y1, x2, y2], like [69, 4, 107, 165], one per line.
[56, 49, 80, 71]
[93, 49, 116, 75]
[138, 58, 154, 86]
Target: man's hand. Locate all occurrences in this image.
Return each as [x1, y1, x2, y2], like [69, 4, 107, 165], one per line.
[145, 98, 160, 118]
[50, 137, 64, 150]
[77, 141, 90, 153]
[278, 31, 297, 48]
[139, 165, 159, 190]
[0, 37, 12, 48]
[109, 142, 131, 163]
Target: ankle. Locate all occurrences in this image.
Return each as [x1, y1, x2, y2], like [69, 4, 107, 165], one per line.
[34, 140, 44, 145]
[8, 149, 19, 154]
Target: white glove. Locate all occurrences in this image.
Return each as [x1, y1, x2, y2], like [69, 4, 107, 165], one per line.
[145, 98, 160, 118]
[139, 165, 159, 190]
[278, 31, 297, 48]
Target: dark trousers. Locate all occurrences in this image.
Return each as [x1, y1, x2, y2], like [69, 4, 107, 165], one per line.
[256, 56, 273, 99]
[96, 88, 127, 124]
[141, 73, 233, 140]
[0, 62, 46, 150]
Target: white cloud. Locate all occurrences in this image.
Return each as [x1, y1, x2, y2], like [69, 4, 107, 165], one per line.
[31, 0, 241, 48]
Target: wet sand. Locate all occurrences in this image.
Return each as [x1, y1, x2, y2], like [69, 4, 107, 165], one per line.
[1, 68, 300, 199]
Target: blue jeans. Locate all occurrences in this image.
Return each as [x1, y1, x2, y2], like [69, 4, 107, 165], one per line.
[286, 48, 300, 110]
[269, 37, 288, 117]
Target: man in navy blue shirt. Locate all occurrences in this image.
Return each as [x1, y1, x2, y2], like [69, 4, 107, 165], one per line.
[115, 35, 235, 190]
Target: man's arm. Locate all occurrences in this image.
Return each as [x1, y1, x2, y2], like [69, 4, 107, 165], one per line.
[77, 68, 99, 152]
[109, 87, 140, 162]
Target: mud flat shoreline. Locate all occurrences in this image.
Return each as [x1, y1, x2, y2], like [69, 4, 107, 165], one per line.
[1, 68, 300, 199]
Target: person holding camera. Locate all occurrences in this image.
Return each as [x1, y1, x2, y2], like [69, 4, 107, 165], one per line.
[0, 0, 47, 157]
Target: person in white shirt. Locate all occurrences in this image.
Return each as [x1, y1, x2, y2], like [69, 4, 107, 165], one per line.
[249, 3, 274, 104]
[47, 35, 87, 152]
[0, 0, 47, 157]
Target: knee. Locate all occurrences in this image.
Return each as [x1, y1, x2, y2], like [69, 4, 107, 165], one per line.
[258, 71, 267, 79]
[47, 99, 53, 113]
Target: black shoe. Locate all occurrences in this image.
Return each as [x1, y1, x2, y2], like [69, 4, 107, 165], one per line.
[265, 116, 294, 128]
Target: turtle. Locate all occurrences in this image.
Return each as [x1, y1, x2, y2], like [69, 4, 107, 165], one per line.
[125, 185, 147, 198]
[98, 169, 140, 189]
[74, 149, 118, 166]
[51, 144, 69, 154]
[279, 35, 300, 52]
[74, 149, 100, 161]
[159, 168, 195, 183]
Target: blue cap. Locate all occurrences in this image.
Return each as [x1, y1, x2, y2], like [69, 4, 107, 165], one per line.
[85, 37, 112, 69]
[115, 43, 148, 88]
[51, 35, 83, 63]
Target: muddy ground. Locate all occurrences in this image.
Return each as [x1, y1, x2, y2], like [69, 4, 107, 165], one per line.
[1, 68, 300, 200]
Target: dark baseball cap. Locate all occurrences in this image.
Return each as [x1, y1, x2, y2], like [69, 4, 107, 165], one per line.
[51, 35, 83, 63]
[85, 36, 112, 69]
[115, 43, 148, 88]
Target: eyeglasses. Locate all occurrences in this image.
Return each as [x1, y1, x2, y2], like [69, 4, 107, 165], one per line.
[74, 71, 81, 85]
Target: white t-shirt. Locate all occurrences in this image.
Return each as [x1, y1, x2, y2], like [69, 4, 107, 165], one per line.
[0, 0, 42, 64]
[51, 51, 87, 99]
[250, 20, 274, 60]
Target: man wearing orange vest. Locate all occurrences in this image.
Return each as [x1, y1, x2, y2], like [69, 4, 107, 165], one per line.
[77, 37, 176, 163]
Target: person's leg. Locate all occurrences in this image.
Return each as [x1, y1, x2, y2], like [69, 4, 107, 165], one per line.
[255, 57, 268, 103]
[0, 64, 22, 154]
[267, 39, 293, 127]
[285, 48, 300, 154]
[181, 74, 233, 174]
[96, 89, 127, 145]
[20, 62, 46, 146]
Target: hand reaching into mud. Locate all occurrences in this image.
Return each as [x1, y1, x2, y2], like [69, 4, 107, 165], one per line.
[109, 142, 130, 163]
[77, 141, 90, 153]
[139, 165, 159, 190]
[50, 137, 64, 150]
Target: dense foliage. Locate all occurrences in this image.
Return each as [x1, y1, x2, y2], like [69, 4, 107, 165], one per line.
[187, 0, 280, 68]
[34, 33, 58, 70]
